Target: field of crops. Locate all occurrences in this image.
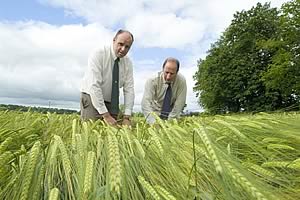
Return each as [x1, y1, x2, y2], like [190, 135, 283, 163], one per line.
[0, 110, 299, 200]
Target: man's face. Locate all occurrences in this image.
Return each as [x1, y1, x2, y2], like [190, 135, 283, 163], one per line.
[113, 32, 133, 58]
[163, 61, 178, 83]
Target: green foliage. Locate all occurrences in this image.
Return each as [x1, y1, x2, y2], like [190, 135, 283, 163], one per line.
[194, 1, 300, 114]
[261, 0, 300, 104]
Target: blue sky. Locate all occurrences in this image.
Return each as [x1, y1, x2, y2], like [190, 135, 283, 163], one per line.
[0, 0, 82, 24]
[0, 0, 289, 112]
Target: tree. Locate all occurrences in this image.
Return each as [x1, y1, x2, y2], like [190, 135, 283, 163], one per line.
[260, 0, 300, 109]
[194, 2, 299, 114]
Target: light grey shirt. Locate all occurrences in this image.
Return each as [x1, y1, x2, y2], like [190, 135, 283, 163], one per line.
[80, 45, 134, 115]
[141, 71, 187, 123]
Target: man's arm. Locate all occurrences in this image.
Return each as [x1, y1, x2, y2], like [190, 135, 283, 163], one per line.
[123, 59, 135, 117]
[87, 50, 109, 115]
[87, 50, 117, 124]
[141, 79, 156, 124]
[168, 78, 187, 119]
[89, 53, 118, 124]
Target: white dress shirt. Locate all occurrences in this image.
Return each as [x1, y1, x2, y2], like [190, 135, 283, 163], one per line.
[141, 72, 187, 123]
[80, 45, 134, 115]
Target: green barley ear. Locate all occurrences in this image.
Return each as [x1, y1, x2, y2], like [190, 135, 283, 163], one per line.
[122, 129, 134, 156]
[83, 151, 95, 196]
[149, 128, 164, 154]
[107, 131, 121, 196]
[214, 119, 246, 139]
[72, 118, 78, 136]
[223, 159, 270, 200]
[71, 118, 78, 150]
[0, 137, 13, 154]
[0, 151, 14, 177]
[195, 125, 223, 174]
[54, 135, 72, 175]
[138, 176, 160, 200]
[75, 134, 84, 159]
[262, 137, 287, 143]
[48, 188, 59, 200]
[288, 158, 300, 170]
[155, 185, 177, 200]
[242, 162, 276, 178]
[267, 144, 295, 151]
[262, 160, 300, 170]
[81, 121, 89, 151]
[20, 141, 41, 200]
[262, 161, 290, 168]
[32, 164, 45, 200]
[134, 138, 145, 158]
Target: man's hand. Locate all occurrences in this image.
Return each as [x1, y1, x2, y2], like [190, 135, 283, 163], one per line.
[122, 115, 131, 126]
[102, 112, 117, 125]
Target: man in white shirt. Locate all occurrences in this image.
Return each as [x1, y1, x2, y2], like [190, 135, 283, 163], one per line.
[80, 30, 134, 126]
[141, 57, 187, 124]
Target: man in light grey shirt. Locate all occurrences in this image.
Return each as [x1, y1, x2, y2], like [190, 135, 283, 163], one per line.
[141, 57, 187, 124]
[80, 29, 134, 126]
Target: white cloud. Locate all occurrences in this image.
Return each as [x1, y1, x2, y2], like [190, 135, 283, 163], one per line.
[38, 0, 143, 26]
[0, 21, 113, 109]
[39, 0, 289, 49]
[126, 12, 205, 48]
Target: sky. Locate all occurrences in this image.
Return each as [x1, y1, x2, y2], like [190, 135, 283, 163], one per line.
[0, 0, 290, 113]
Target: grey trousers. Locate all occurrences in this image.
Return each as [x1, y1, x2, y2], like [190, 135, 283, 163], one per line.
[80, 92, 101, 120]
[80, 92, 118, 121]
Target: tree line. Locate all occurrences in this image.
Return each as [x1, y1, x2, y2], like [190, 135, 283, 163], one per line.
[0, 104, 79, 115]
[193, 0, 299, 114]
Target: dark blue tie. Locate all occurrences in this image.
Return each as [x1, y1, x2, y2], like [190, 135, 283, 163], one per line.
[111, 58, 119, 115]
[160, 83, 172, 119]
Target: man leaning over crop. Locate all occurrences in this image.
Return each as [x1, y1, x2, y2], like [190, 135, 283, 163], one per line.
[141, 57, 187, 124]
[80, 29, 135, 126]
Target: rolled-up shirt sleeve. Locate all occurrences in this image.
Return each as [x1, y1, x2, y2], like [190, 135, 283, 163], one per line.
[123, 60, 135, 116]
